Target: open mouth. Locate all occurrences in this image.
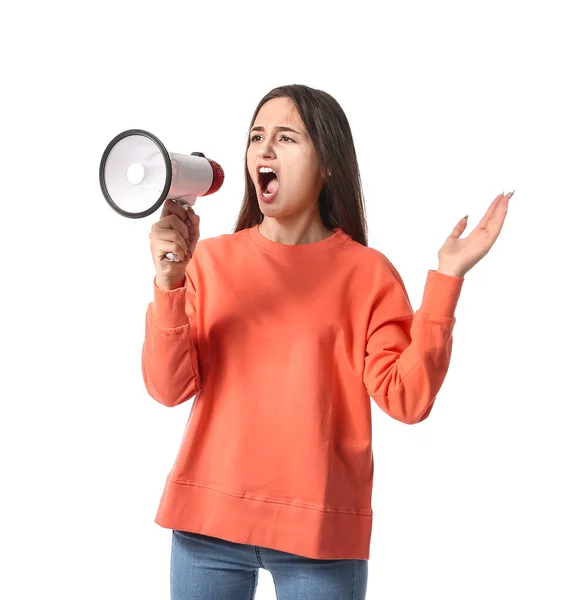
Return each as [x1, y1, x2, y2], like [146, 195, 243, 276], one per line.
[258, 167, 279, 197]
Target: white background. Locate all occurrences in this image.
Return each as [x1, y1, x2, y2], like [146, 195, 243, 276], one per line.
[2, 0, 561, 598]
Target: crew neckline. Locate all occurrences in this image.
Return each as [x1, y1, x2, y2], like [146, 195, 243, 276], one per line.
[247, 224, 350, 255]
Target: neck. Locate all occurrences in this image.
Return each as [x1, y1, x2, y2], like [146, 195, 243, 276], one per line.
[258, 213, 334, 245]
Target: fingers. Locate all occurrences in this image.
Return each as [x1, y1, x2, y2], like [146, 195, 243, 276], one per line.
[150, 223, 191, 261]
[185, 208, 200, 254]
[450, 217, 468, 240]
[476, 193, 507, 230]
[154, 236, 191, 262]
[156, 213, 190, 239]
[154, 198, 200, 259]
[160, 200, 200, 239]
[160, 198, 191, 221]
[171, 202, 201, 253]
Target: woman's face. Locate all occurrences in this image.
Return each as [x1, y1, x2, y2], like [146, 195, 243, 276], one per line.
[246, 97, 325, 219]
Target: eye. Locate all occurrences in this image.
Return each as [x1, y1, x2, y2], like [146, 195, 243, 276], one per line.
[249, 134, 295, 143]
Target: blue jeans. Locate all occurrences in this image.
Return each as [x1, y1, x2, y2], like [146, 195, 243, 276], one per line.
[171, 529, 368, 599]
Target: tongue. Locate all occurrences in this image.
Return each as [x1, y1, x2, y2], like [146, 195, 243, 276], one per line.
[266, 177, 279, 194]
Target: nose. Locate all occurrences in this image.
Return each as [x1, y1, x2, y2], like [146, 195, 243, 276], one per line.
[257, 134, 276, 159]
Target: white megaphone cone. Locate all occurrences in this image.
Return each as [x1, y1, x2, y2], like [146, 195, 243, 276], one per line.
[99, 129, 224, 261]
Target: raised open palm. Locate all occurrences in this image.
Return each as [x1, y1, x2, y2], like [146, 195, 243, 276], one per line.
[438, 190, 515, 278]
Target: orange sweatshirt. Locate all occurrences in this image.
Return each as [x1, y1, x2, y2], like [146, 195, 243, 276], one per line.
[142, 224, 464, 560]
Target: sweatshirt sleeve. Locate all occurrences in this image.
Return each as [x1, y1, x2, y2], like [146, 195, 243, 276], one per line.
[363, 261, 464, 425]
[141, 258, 202, 408]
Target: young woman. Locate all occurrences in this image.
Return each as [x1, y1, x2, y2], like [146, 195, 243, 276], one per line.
[143, 84, 513, 600]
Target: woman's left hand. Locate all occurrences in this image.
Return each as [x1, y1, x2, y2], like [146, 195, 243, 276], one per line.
[437, 190, 515, 278]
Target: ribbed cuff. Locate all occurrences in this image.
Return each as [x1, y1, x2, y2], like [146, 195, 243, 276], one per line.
[419, 269, 464, 318]
[151, 276, 189, 328]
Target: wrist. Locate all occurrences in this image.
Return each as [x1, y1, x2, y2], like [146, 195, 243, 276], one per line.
[437, 264, 465, 278]
[155, 276, 186, 291]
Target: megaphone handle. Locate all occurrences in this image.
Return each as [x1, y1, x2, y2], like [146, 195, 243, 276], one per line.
[163, 197, 193, 262]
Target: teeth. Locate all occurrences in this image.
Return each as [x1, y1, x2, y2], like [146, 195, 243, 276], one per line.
[259, 166, 275, 174]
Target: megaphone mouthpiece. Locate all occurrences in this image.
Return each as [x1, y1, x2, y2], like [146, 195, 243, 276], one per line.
[203, 158, 225, 196]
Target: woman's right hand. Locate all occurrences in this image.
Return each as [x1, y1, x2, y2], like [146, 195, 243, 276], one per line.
[150, 198, 201, 290]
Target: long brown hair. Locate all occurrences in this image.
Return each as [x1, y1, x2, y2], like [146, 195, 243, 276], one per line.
[232, 84, 368, 247]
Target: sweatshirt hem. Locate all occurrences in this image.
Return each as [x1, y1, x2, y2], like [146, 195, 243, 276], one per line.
[154, 478, 373, 560]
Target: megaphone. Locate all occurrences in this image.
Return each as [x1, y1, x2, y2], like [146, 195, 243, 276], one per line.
[99, 129, 224, 261]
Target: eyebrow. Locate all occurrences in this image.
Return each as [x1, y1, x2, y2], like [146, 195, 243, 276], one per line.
[250, 125, 301, 135]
